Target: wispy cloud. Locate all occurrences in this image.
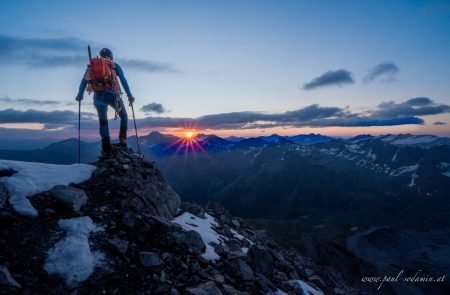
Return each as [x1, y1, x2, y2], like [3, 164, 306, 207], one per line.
[0, 35, 86, 68]
[119, 59, 178, 73]
[140, 102, 168, 114]
[364, 62, 400, 83]
[0, 35, 178, 73]
[303, 69, 354, 90]
[0, 97, 66, 106]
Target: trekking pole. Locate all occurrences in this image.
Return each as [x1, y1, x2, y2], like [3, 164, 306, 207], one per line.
[129, 101, 142, 157]
[78, 100, 81, 163]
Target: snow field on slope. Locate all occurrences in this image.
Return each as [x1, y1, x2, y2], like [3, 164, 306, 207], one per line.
[0, 160, 96, 217]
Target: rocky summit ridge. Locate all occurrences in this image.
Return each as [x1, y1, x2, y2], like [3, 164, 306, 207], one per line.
[0, 147, 359, 294]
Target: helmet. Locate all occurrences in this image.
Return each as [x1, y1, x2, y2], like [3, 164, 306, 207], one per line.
[99, 48, 113, 59]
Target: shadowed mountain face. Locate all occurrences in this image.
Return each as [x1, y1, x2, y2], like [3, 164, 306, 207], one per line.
[151, 137, 450, 222]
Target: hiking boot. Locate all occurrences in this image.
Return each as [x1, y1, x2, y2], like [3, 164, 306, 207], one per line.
[119, 140, 127, 148]
[101, 136, 112, 156]
[119, 126, 127, 148]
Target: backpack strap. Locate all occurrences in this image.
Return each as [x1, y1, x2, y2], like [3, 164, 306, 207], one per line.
[110, 61, 122, 95]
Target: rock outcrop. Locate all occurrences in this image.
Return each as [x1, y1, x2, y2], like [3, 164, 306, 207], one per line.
[0, 146, 359, 294]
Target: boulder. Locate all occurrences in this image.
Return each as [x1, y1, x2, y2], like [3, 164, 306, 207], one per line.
[222, 284, 245, 295]
[121, 212, 137, 228]
[248, 245, 274, 278]
[49, 185, 88, 212]
[0, 266, 22, 291]
[168, 230, 206, 255]
[226, 259, 254, 282]
[231, 218, 240, 228]
[254, 273, 276, 293]
[286, 279, 323, 295]
[186, 281, 223, 295]
[180, 202, 206, 218]
[213, 242, 230, 257]
[145, 214, 177, 233]
[225, 239, 242, 252]
[108, 237, 129, 254]
[140, 251, 164, 269]
[0, 183, 7, 209]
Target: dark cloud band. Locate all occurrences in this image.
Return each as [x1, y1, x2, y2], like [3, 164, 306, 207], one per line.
[1, 98, 446, 134]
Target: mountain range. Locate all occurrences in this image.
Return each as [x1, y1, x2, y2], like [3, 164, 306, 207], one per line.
[1, 132, 450, 294]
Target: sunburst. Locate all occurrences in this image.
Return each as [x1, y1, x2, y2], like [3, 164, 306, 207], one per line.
[166, 129, 206, 157]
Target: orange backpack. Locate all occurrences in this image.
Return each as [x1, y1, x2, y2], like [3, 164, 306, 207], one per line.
[85, 57, 121, 94]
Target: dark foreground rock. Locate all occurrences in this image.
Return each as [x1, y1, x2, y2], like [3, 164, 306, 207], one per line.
[0, 146, 361, 294]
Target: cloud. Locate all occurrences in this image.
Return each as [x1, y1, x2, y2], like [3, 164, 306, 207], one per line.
[274, 104, 349, 122]
[140, 103, 168, 114]
[0, 35, 178, 73]
[303, 69, 354, 90]
[370, 97, 450, 117]
[1, 97, 445, 136]
[0, 35, 86, 68]
[364, 62, 400, 83]
[434, 121, 447, 125]
[0, 109, 96, 124]
[134, 102, 424, 130]
[118, 59, 178, 73]
[301, 116, 424, 127]
[0, 97, 64, 106]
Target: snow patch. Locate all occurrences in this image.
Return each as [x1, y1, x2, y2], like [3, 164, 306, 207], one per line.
[345, 144, 360, 152]
[408, 173, 418, 187]
[390, 163, 419, 177]
[438, 162, 450, 177]
[0, 160, 95, 217]
[291, 279, 324, 295]
[230, 228, 254, 253]
[392, 149, 399, 162]
[391, 135, 436, 145]
[172, 212, 227, 261]
[44, 217, 103, 288]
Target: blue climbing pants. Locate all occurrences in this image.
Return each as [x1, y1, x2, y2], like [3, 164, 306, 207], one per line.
[94, 91, 128, 139]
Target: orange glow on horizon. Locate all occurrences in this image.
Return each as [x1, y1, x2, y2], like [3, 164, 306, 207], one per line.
[165, 129, 206, 157]
[184, 131, 195, 139]
[161, 123, 450, 139]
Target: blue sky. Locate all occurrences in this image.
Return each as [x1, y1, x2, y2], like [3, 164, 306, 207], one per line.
[0, 0, 449, 139]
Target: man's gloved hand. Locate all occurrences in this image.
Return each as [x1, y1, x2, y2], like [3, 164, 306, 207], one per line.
[128, 96, 135, 105]
[75, 96, 83, 102]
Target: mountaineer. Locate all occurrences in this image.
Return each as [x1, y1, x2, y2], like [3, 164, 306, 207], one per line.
[76, 48, 135, 156]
